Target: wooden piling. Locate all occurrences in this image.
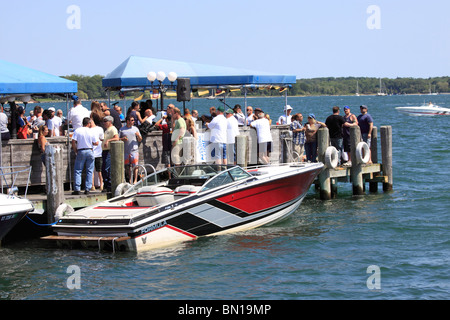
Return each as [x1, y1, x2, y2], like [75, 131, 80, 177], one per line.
[350, 126, 364, 195]
[369, 126, 378, 192]
[182, 136, 196, 165]
[45, 145, 64, 224]
[235, 135, 248, 168]
[317, 127, 331, 200]
[381, 126, 393, 191]
[281, 135, 293, 164]
[110, 141, 124, 195]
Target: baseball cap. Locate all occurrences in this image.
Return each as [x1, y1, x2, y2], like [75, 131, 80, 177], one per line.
[360, 105, 368, 109]
[225, 108, 234, 114]
[49, 107, 55, 112]
[217, 106, 225, 112]
[308, 113, 315, 119]
[344, 106, 350, 110]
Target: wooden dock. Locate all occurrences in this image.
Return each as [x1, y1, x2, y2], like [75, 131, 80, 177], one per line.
[313, 125, 392, 200]
[3, 124, 393, 229]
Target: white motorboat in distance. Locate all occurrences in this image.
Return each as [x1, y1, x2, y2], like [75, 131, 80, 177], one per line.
[44, 163, 323, 252]
[395, 102, 450, 116]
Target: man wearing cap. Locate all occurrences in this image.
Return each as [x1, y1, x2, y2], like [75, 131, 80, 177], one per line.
[325, 106, 345, 165]
[101, 115, 119, 193]
[68, 98, 90, 132]
[71, 117, 99, 195]
[226, 108, 239, 165]
[357, 105, 374, 163]
[206, 106, 227, 164]
[49, 107, 62, 136]
[278, 105, 293, 125]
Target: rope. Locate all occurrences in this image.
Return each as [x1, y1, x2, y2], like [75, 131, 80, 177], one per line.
[26, 215, 59, 226]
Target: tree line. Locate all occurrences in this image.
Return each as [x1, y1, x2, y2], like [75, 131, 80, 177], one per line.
[61, 75, 450, 100]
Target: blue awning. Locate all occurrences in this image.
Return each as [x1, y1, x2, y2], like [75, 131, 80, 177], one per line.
[0, 59, 77, 96]
[102, 56, 296, 89]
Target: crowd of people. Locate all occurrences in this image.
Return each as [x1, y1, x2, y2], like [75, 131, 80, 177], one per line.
[1, 97, 374, 194]
[289, 105, 374, 165]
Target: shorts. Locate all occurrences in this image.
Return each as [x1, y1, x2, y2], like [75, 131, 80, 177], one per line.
[210, 143, 226, 160]
[94, 157, 103, 172]
[125, 151, 139, 167]
[361, 133, 371, 148]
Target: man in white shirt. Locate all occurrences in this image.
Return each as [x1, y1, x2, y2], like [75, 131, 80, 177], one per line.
[49, 107, 62, 136]
[278, 105, 293, 125]
[68, 97, 90, 132]
[206, 106, 228, 164]
[250, 112, 273, 164]
[71, 117, 99, 195]
[225, 108, 239, 165]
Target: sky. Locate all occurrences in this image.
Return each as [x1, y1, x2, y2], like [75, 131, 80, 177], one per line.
[1, 0, 449, 79]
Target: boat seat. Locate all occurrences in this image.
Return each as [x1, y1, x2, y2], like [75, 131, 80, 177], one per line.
[173, 185, 201, 200]
[135, 186, 174, 207]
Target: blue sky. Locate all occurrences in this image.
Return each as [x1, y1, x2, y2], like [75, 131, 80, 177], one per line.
[1, 0, 449, 79]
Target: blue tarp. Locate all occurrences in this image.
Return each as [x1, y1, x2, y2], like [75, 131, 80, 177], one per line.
[102, 56, 296, 89]
[0, 59, 77, 95]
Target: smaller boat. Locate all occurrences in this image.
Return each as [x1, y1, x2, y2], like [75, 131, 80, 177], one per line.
[395, 102, 450, 116]
[0, 166, 35, 242]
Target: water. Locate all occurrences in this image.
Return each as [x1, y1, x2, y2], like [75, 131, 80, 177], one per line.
[1, 94, 449, 300]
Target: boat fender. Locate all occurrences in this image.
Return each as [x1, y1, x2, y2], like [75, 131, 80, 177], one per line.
[115, 182, 133, 197]
[356, 142, 370, 164]
[324, 146, 339, 169]
[54, 203, 74, 221]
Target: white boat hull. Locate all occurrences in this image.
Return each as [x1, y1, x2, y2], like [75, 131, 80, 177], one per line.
[396, 104, 450, 116]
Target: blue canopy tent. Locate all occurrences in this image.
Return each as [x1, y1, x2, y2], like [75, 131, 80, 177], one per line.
[103, 55, 296, 89]
[0, 59, 77, 185]
[0, 59, 77, 97]
[102, 56, 296, 110]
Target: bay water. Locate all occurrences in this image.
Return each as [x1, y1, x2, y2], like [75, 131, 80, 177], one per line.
[1, 94, 449, 300]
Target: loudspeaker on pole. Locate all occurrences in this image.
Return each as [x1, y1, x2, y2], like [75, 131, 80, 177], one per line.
[177, 78, 191, 102]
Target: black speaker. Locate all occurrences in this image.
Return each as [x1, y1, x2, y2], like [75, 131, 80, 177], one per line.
[177, 78, 191, 102]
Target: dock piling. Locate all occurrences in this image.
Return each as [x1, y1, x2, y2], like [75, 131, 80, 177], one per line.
[236, 135, 249, 168]
[380, 126, 393, 191]
[350, 126, 364, 195]
[110, 141, 124, 196]
[317, 127, 331, 200]
[45, 145, 64, 224]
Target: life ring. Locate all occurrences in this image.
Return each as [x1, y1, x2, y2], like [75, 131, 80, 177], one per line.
[324, 146, 339, 169]
[356, 142, 370, 164]
[54, 203, 74, 221]
[114, 182, 133, 197]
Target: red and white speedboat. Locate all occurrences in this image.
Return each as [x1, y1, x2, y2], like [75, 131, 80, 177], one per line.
[44, 163, 323, 252]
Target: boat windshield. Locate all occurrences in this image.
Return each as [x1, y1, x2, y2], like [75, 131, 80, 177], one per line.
[123, 165, 251, 195]
[199, 166, 252, 193]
